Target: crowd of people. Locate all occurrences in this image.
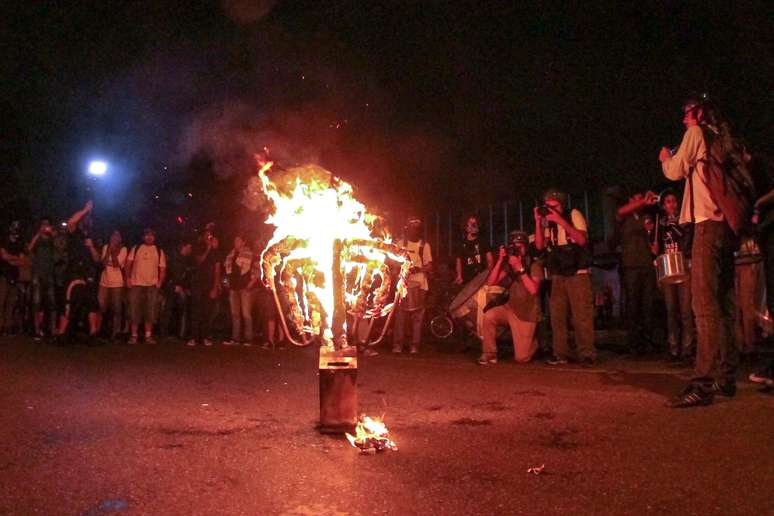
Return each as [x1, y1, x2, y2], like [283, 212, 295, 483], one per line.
[1, 95, 772, 409]
[390, 94, 773, 409]
[0, 202, 283, 349]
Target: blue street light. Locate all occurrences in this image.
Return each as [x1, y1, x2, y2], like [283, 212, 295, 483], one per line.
[88, 160, 108, 176]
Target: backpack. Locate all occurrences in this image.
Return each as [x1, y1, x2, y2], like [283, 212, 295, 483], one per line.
[698, 126, 755, 236]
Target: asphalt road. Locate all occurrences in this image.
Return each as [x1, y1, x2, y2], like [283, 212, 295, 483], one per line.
[1, 335, 772, 515]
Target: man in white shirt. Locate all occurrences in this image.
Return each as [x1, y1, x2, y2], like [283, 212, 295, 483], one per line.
[660, 97, 738, 407]
[98, 230, 127, 340]
[126, 228, 166, 344]
[394, 217, 432, 354]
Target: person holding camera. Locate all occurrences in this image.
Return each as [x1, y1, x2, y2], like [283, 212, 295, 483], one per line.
[478, 231, 543, 364]
[534, 188, 596, 365]
[187, 226, 221, 347]
[613, 190, 660, 355]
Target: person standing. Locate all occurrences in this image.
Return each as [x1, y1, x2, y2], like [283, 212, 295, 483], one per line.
[223, 235, 258, 347]
[126, 229, 166, 344]
[98, 230, 127, 340]
[56, 202, 101, 343]
[187, 230, 221, 347]
[613, 191, 660, 355]
[660, 97, 741, 407]
[454, 214, 494, 285]
[28, 217, 57, 339]
[656, 190, 695, 362]
[0, 222, 25, 336]
[161, 241, 194, 340]
[393, 217, 433, 354]
[535, 189, 596, 365]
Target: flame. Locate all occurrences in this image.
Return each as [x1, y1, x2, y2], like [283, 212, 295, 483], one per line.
[346, 415, 398, 452]
[257, 156, 407, 348]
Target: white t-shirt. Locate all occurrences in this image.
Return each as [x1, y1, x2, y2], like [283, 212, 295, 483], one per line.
[661, 125, 723, 224]
[127, 244, 166, 286]
[99, 245, 127, 288]
[400, 239, 433, 291]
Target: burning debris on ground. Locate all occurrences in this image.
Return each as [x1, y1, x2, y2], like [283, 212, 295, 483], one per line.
[345, 415, 398, 454]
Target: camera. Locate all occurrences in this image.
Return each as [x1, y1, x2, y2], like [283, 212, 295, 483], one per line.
[537, 205, 552, 217]
[506, 244, 519, 256]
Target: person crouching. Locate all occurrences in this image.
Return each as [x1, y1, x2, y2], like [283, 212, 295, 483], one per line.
[479, 231, 544, 365]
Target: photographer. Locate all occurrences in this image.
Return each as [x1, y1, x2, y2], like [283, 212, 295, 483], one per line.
[478, 231, 543, 365]
[534, 189, 596, 365]
[613, 190, 660, 355]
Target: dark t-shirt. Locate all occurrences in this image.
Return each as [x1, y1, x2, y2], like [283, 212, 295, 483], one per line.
[192, 244, 220, 291]
[617, 215, 653, 269]
[66, 230, 98, 281]
[657, 216, 693, 257]
[167, 252, 195, 291]
[31, 236, 56, 278]
[0, 236, 24, 282]
[456, 237, 491, 282]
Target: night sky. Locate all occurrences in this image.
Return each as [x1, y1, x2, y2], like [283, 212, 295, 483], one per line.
[2, 1, 772, 233]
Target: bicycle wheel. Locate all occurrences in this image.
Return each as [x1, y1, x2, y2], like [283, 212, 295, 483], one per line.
[430, 313, 454, 339]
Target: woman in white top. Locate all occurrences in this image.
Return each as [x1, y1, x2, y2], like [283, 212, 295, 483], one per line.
[98, 230, 127, 339]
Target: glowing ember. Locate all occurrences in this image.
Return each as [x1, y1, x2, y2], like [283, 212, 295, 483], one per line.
[257, 155, 409, 348]
[346, 415, 398, 453]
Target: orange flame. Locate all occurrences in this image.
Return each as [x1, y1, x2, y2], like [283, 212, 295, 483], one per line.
[257, 157, 407, 347]
[346, 415, 398, 452]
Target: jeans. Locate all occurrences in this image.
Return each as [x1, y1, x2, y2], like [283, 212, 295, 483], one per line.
[482, 304, 538, 362]
[734, 260, 764, 353]
[549, 273, 595, 360]
[622, 266, 658, 351]
[691, 221, 737, 383]
[229, 289, 254, 342]
[191, 287, 216, 343]
[394, 289, 426, 350]
[662, 274, 695, 357]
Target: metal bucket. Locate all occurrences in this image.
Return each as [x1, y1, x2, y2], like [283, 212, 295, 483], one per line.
[656, 252, 688, 285]
[319, 347, 358, 434]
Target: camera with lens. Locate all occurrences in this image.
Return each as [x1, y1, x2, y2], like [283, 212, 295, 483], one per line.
[536, 205, 552, 217]
[506, 244, 519, 256]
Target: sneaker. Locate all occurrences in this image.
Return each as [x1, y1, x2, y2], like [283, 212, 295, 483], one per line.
[477, 355, 497, 365]
[546, 355, 568, 365]
[665, 384, 714, 408]
[145, 335, 156, 345]
[749, 363, 774, 386]
[261, 342, 272, 350]
[242, 341, 253, 347]
[33, 330, 45, 342]
[578, 356, 596, 367]
[222, 340, 237, 346]
[362, 348, 379, 357]
[186, 339, 197, 347]
[409, 346, 419, 354]
[709, 380, 736, 397]
[392, 346, 402, 354]
[128, 335, 139, 345]
[203, 339, 214, 347]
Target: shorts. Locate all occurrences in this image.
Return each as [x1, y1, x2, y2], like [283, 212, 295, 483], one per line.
[129, 285, 159, 324]
[32, 275, 56, 312]
[98, 286, 124, 315]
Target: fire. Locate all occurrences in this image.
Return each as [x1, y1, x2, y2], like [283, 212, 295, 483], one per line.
[346, 415, 398, 452]
[257, 156, 409, 348]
